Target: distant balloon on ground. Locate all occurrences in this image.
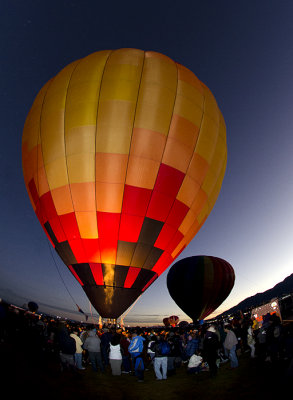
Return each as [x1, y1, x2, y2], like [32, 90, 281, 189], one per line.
[163, 317, 170, 326]
[28, 301, 38, 313]
[178, 320, 189, 329]
[22, 49, 227, 319]
[167, 256, 235, 322]
[168, 315, 179, 326]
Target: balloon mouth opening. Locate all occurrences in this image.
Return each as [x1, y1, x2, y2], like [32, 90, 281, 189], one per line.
[83, 284, 144, 319]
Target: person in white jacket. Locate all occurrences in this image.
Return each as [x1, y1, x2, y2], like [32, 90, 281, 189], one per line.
[109, 333, 122, 375]
[187, 353, 203, 374]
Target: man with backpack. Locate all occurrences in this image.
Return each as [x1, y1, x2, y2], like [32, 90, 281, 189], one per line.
[151, 335, 171, 380]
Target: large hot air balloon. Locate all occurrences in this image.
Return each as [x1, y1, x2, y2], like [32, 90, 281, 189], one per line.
[167, 256, 235, 322]
[22, 49, 227, 319]
[163, 317, 170, 327]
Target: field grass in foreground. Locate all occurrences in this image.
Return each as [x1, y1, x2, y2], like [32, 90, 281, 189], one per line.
[2, 344, 290, 400]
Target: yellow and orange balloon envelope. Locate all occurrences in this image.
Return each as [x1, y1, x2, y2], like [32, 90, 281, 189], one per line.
[22, 49, 227, 318]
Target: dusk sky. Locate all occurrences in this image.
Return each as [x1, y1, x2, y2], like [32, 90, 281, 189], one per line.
[1, 1, 293, 326]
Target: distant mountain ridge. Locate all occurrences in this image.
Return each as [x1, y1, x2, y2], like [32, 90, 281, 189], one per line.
[217, 273, 293, 318]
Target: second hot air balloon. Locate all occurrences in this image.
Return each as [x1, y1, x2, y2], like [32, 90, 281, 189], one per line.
[167, 256, 235, 322]
[22, 49, 227, 319]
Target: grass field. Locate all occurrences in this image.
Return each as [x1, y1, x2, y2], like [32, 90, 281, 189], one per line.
[2, 343, 290, 400]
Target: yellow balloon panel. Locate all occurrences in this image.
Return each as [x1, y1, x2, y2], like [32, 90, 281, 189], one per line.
[67, 153, 95, 184]
[173, 95, 203, 127]
[134, 54, 177, 135]
[101, 65, 143, 102]
[177, 80, 204, 109]
[65, 126, 96, 156]
[45, 157, 68, 190]
[96, 100, 135, 154]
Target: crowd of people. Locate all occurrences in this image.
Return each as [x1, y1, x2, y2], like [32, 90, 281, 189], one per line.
[1, 299, 293, 383]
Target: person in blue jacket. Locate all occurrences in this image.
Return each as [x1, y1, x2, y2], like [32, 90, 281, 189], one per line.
[128, 329, 145, 382]
[185, 332, 199, 358]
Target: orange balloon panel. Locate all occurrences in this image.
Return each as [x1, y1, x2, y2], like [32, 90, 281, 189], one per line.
[22, 49, 227, 318]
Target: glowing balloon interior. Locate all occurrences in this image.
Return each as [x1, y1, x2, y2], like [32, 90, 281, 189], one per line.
[22, 49, 227, 318]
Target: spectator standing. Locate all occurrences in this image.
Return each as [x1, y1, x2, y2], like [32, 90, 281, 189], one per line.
[247, 325, 256, 358]
[256, 322, 268, 362]
[100, 328, 112, 367]
[152, 335, 170, 380]
[120, 332, 131, 373]
[266, 314, 283, 364]
[83, 329, 104, 372]
[57, 322, 76, 371]
[147, 334, 156, 365]
[203, 325, 220, 377]
[166, 332, 177, 376]
[128, 330, 145, 382]
[185, 332, 199, 358]
[109, 333, 123, 375]
[223, 324, 239, 368]
[70, 327, 85, 370]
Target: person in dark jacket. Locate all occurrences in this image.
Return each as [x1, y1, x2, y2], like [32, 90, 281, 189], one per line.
[120, 332, 131, 373]
[57, 322, 76, 371]
[100, 328, 112, 366]
[166, 333, 177, 375]
[203, 325, 220, 377]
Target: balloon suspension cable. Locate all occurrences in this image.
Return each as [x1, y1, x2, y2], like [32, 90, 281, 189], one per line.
[46, 238, 84, 315]
[120, 294, 142, 323]
[89, 301, 97, 326]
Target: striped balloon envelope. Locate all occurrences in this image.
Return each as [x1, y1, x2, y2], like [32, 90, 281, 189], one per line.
[168, 315, 179, 327]
[22, 49, 227, 319]
[167, 256, 235, 322]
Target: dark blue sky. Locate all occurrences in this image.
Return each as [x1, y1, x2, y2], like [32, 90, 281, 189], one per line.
[1, 1, 293, 325]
